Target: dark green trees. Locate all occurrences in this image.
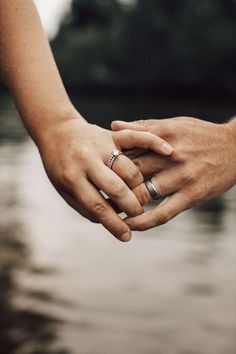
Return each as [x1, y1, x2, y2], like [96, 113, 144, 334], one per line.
[52, 0, 236, 95]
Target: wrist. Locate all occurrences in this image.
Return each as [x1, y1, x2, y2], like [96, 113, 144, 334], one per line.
[33, 104, 87, 151]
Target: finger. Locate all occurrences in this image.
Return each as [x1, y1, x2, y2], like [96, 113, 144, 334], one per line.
[125, 191, 192, 231]
[123, 148, 148, 159]
[60, 190, 98, 223]
[133, 152, 170, 176]
[111, 154, 144, 189]
[113, 129, 173, 156]
[112, 121, 147, 132]
[112, 119, 162, 132]
[88, 162, 143, 217]
[73, 178, 132, 242]
[132, 167, 186, 206]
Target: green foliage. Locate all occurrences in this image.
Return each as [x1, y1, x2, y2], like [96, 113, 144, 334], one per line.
[52, 0, 236, 94]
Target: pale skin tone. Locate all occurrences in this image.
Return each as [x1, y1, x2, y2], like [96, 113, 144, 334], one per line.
[112, 117, 236, 231]
[1, 1, 235, 241]
[0, 0, 174, 242]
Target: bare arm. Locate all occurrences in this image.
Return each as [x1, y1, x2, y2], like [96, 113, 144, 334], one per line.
[0, 0, 173, 241]
[0, 0, 83, 144]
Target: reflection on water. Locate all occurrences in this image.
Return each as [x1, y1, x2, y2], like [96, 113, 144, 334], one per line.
[0, 93, 236, 354]
[0, 119, 70, 352]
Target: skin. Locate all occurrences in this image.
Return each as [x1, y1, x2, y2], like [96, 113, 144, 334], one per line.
[112, 116, 236, 231]
[0, 0, 174, 242]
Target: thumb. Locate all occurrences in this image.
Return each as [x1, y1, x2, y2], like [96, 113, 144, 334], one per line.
[111, 120, 148, 132]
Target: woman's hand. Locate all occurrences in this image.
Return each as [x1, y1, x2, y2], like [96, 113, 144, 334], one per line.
[38, 118, 173, 241]
[0, 1, 174, 241]
[112, 117, 236, 231]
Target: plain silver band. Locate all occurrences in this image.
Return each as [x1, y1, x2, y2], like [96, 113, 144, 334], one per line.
[107, 150, 124, 170]
[145, 178, 160, 200]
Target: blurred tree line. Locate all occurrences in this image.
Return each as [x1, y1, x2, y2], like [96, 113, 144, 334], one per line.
[51, 0, 236, 96]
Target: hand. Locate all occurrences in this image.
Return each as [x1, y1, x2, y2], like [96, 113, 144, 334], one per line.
[38, 117, 173, 241]
[112, 117, 236, 231]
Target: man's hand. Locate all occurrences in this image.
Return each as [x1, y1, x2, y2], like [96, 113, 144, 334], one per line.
[112, 117, 236, 231]
[38, 118, 173, 241]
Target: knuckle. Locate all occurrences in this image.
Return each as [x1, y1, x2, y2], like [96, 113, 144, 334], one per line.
[135, 185, 151, 205]
[62, 168, 75, 187]
[92, 202, 108, 218]
[172, 147, 185, 163]
[183, 186, 202, 206]
[132, 203, 143, 216]
[193, 186, 204, 202]
[125, 166, 140, 183]
[165, 119, 184, 137]
[182, 188, 193, 200]
[141, 119, 156, 131]
[110, 182, 127, 199]
[173, 116, 188, 124]
[185, 168, 196, 184]
[137, 119, 149, 128]
[77, 146, 90, 161]
[139, 119, 147, 125]
[126, 130, 136, 143]
[163, 121, 176, 135]
[181, 170, 192, 185]
[182, 174, 190, 185]
[158, 211, 172, 225]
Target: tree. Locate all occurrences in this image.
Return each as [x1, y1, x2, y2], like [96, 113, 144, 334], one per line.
[52, 0, 236, 95]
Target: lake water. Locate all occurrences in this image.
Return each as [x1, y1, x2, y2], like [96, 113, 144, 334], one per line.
[0, 93, 236, 354]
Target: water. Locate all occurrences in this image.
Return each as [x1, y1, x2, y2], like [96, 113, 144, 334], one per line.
[0, 93, 236, 354]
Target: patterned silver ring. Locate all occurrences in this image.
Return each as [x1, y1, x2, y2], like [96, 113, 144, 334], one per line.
[144, 178, 161, 200]
[107, 150, 124, 169]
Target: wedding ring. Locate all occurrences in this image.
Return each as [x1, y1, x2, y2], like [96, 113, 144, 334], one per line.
[145, 178, 160, 200]
[107, 150, 124, 170]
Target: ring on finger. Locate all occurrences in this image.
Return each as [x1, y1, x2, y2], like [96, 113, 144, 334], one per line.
[144, 177, 161, 200]
[107, 149, 124, 170]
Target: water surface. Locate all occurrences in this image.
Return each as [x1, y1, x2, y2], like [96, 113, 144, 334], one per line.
[0, 94, 235, 354]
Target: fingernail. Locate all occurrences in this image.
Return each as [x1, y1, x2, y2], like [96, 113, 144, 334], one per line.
[161, 143, 173, 155]
[121, 231, 132, 242]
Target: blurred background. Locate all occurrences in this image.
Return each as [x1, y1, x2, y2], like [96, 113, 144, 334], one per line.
[0, 1, 236, 353]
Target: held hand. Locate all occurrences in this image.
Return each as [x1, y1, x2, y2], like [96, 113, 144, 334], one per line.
[112, 117, 236, 231]
[38, 117, 173, 241]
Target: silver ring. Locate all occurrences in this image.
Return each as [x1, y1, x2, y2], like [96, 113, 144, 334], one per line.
[107, 149, 124, 169]
[145, 178, 160, 200]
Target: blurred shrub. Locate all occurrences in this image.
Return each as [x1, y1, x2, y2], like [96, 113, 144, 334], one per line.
[52, 0, 236, 96]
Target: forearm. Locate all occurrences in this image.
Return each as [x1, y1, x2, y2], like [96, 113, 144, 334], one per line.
[0, 0, 84, 146]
